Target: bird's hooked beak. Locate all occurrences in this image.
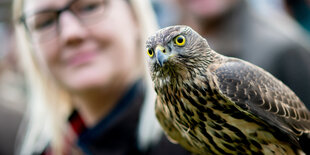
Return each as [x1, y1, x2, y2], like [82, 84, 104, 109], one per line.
[155, 45, 168, 67]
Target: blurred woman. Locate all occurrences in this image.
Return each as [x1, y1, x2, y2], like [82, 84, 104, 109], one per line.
[13, 0, 190, 154]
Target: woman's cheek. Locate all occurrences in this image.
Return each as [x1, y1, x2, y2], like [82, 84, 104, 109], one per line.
[34, 42, 61, 75]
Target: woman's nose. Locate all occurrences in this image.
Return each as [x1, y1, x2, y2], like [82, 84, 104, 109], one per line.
[58, 11, 88, 46]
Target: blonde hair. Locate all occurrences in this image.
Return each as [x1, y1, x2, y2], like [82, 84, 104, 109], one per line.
[13, 0, 162, 154]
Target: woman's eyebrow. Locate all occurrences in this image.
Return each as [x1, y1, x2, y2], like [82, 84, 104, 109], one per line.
[24, 0, 75, 17]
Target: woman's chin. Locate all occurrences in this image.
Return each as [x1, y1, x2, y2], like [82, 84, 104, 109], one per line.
[60, 67, 114, 93]
[65, 77, 111, 93]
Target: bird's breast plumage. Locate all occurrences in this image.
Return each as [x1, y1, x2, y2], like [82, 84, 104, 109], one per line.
[155, 69, 300, 155]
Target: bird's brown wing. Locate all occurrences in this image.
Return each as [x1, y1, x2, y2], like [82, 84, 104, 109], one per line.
[212, 58, 310, 140]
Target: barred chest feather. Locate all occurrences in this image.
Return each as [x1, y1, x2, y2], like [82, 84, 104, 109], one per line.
[154, 75, 301, 155]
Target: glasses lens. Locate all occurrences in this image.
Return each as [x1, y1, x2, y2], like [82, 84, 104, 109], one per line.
[72, 0, 106, 23]
[22, 0, 107, 43]
[25, 12, 58, 42]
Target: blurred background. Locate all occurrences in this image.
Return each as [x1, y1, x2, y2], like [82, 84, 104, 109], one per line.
[0, 0, 26, 154]
[1, 0, 310, 154]
[152, 0, 310, 34]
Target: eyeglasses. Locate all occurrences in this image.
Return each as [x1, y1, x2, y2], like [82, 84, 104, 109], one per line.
[20, 0, 109, 42]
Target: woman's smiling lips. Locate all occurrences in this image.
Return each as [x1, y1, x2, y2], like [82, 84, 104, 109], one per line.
[66, 50, 98, 67]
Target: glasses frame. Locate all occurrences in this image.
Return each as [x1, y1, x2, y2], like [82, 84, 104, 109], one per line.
[19, 0, 111, 43]
[19, 0, 80, 31]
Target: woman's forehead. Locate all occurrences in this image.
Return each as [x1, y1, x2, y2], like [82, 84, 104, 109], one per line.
[23, 0, 70, 14]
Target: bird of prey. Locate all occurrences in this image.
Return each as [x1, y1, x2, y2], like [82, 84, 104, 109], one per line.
[146, 25, 310, 155]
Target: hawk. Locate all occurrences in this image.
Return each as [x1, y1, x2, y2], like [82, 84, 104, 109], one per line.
[146, 25, 310, 154]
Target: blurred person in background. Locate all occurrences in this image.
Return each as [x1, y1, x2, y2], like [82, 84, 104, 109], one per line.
[13, 0, 190, 154]
[0, 0, 26, 154]
[157, 0, 310, 108]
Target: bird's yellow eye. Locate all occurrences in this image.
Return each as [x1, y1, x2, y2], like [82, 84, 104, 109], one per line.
[147, 48, 154, 57]
[174, 35, 186, 46]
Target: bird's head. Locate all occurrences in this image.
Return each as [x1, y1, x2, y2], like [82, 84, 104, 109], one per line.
[146, 25, 213, 81]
